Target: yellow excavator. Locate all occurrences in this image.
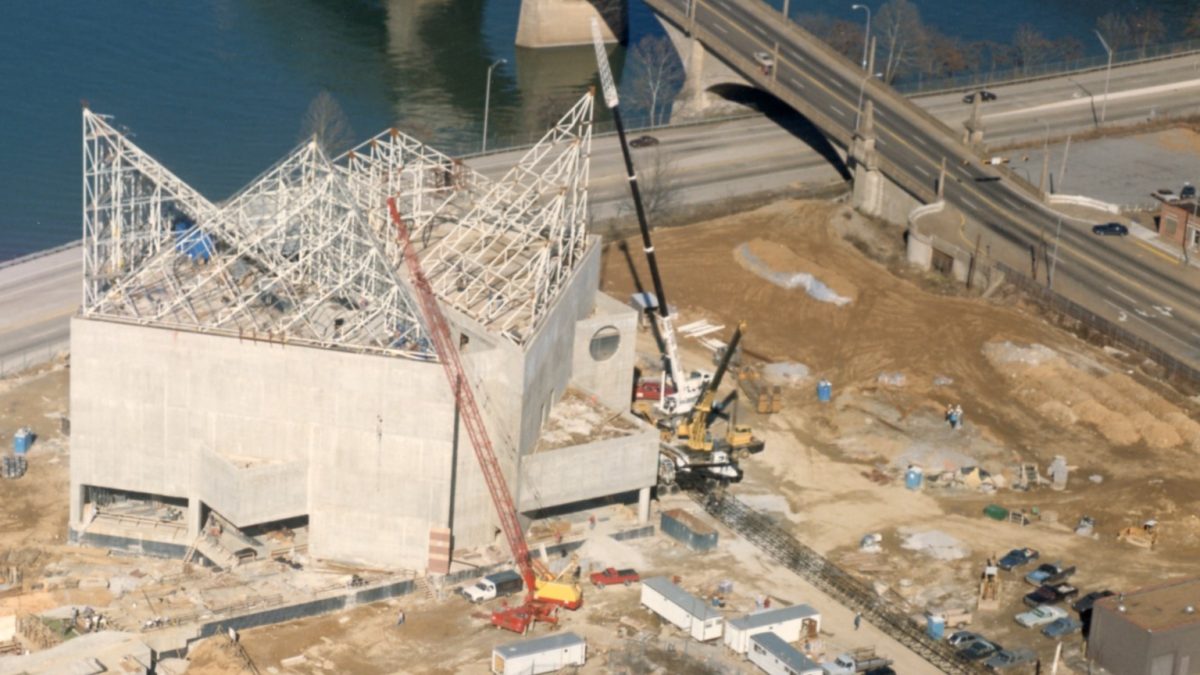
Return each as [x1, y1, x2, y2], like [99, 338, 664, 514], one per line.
[531, 553, 583, 609]
[672, 322, 765, 459]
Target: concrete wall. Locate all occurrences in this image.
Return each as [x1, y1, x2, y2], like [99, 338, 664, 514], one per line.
[570, 291, 638, 411]
[69, 318, 497, 570]
[518, 427, 658, 511]
[197, 449, 307, 527]
[516, 240, 602, 456]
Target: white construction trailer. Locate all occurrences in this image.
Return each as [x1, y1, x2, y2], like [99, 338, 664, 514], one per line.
[491, 632, 586, 675]
[725, 604, 821, 654]
[747, 632, 823, 675]
[640, 576, 724, 641]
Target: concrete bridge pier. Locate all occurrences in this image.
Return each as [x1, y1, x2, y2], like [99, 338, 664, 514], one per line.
[516, 0, 626, 48]
[850, 100, 884, 218]
[963, 96, 985, 148]
[659, 20, 754, 120]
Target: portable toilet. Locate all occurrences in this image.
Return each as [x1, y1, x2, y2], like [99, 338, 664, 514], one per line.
[816, 379, 832, 403]
[926, 613, 945, 640]
[13, 428, 32, 455]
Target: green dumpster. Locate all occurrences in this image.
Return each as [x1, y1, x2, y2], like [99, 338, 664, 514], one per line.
[983, 504, 1009, 521]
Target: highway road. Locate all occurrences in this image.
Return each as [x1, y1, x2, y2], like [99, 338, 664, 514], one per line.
[649, 0, 1200, 368]
[3, 42, 1199, 375]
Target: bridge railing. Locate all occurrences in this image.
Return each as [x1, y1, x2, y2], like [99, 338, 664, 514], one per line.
[991, 260, 1200, 388]
[896, 38, 1200, 97]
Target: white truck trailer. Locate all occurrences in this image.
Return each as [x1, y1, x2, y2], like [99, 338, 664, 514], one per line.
[748, 632, 823, 675]
[725, 604, 821, 654]
[640, 576, 724, 641]
[491, 632, 586, 675]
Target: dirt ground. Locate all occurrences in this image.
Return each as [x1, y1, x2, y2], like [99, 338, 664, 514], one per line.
[603, 199, 1200, 667]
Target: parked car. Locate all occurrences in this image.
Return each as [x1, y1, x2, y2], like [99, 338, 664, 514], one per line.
[1073, 590, 1116, 614]
[1025, 563, 1074, 587]
[962, 90, 998, 104]
[629, 135, 659, 149]
[1024, 583, 1080, 608]
[753, 51, 775, 73]
[986, 648, 1037, 671]
[948, 630, 985, 648]
[589, 567, 640, 588]
[1155, 188, 1178, 200]
[1182, 182, 1196, 199]
[1015, 604, 1068, 628]
[960, 638, 1002, 661]
[1092, 222, 1129, 236]
[1042, 616, 1084, 638]
[998, 548, 1039, 571]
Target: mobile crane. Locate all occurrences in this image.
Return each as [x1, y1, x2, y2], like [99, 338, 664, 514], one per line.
[590, 21, 763, 487]
[589, 19, 710, 421]
[660, 322, 764, 487]
[388, 198, 581, 634]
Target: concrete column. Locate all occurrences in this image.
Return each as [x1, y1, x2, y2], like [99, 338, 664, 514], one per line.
[188, 496, 204, 539]
[637, 487, 651, 524]
[69, 483, 83, 530]
[850, 100, 883, 217]
[962, 97, 985, 147]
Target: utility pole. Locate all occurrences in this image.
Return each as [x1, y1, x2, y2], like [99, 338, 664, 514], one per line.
[1058, 135, 1071, 191]
[1095, 30, 1113, 124]
[1049, 216, 1063, 289]
[481, 58, 507, 153]
[851, 4, 871, 71]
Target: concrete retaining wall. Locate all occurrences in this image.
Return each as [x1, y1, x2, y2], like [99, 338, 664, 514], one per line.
[1048, 193, 1121, 214]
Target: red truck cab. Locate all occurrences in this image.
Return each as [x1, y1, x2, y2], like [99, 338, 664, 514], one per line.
[590, 567, 640, 588]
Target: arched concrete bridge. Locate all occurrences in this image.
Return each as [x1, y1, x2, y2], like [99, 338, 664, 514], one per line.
[639, 0, 1200, 370]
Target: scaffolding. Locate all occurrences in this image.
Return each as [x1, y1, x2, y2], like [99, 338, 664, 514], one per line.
[80, 90, 594, 356]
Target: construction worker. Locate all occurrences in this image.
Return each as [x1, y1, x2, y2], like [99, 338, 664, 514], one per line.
[854, 612, 862, 630]
[953, 404, 964, 430]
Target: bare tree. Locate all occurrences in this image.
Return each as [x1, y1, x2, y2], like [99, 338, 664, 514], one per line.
[1056, 36, 1084, 62]
[300, 90, 355, 156]
[621, 147, 680, 223]
[918, 29, 978, 78]
[1128, 7, 1165, 55]
[799, 14, 865, 61]
[1187, 7, 1200, 38]
[876, 0, 927, 83]
[625, 35, 684, 127]
[1012, 24, 1055, 72]
[1096, 13, 1133, 52]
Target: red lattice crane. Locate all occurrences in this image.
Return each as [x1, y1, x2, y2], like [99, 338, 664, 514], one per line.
[387, 198, 558, 634]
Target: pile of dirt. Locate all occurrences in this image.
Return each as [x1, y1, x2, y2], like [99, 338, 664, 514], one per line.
[983, 340, 1200, 451]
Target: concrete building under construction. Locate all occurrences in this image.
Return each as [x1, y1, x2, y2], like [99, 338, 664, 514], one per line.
[68, 93, 658, 572]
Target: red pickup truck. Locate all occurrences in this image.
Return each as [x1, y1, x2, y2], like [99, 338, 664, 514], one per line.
[590, 567, 640, 588]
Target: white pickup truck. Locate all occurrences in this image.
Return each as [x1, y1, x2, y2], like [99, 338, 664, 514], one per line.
[460, 570, 523, 603]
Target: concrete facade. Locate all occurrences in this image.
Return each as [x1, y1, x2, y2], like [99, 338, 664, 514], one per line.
[70, 237, 658, 572]
[515, 0, 625, 48]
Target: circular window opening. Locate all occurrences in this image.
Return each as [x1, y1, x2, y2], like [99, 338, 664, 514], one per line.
[589, 326, 621, 361]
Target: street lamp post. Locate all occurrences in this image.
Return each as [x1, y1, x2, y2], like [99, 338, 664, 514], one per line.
[851, 4, 871, 71]
[481, 58, 507, 153]
[1094, 30, 1113, 124]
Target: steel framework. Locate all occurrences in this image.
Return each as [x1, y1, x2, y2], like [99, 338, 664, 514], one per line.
[80, 90, 594, 356]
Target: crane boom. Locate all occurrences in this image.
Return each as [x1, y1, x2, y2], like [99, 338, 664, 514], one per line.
[387, 197, 536, 598]
[590, 18, 699, 416]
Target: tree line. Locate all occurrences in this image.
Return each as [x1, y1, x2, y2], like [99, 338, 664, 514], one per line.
[802, 1, 1200, 85]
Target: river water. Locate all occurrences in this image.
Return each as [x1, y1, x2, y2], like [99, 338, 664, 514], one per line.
[1, 0, 1194, 260]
